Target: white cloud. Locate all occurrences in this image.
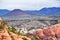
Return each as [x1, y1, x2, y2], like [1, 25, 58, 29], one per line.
[0, 0, 60, 10]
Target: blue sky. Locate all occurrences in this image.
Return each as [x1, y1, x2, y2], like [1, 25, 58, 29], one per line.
[0, 0, 60, 10]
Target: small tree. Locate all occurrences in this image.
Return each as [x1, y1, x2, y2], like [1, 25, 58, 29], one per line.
[11, 26, 17, 33]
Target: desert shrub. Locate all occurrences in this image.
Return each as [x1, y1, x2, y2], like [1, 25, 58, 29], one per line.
[0, 25, 4, 29]
[31, 36, 41, 40]
[11, 36, 14, 40]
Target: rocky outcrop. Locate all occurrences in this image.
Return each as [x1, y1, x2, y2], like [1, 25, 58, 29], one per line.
[0, 18, 11, 40]
[36, 23, 60, 40]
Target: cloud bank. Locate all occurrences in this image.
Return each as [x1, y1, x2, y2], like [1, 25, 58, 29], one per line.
[0, 0, 60, 10]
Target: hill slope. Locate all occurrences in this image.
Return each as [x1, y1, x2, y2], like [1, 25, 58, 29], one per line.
[0, 9, 10, 16]
[1, 7, 60, 17]
[3, 9, 30, 17]
[26, 7, 60, 16]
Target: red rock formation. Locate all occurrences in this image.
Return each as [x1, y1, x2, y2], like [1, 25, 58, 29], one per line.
[36, 23, 60, 40]
[53, 24, 60, 38]
[36, 29, 46, 39]
[0, 29, 11, 40]
[10, 32, 23, 40]
[43, 27, 55, 37]
[0, 18, 11, 40]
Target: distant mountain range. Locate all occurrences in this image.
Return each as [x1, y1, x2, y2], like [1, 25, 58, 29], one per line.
[26, 7, 60, 16]
[3, 9, 30, 17]
[0, 7, 60, 17]
[0, 9, 10, 16]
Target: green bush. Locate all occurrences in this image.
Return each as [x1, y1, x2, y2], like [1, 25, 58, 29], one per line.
[0, 25, 4, 29]
[31, 36, 41, 40]
[11, 36, 14, 40]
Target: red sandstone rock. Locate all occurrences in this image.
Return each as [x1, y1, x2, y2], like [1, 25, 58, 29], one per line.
[43, 27, 55, 37]
[36, 29, 46, 39]
[53, 24, 60, 37]
[36, 23, 60, 39]
[10, 32, 23, 40]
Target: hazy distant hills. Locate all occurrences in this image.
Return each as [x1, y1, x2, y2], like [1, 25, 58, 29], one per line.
[3, 9, 30, 17]
[39, 7, 60, 16]
[26, 7, 60, 16]
[0, 7, 60, 17]
[0, 9, 10, 16]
